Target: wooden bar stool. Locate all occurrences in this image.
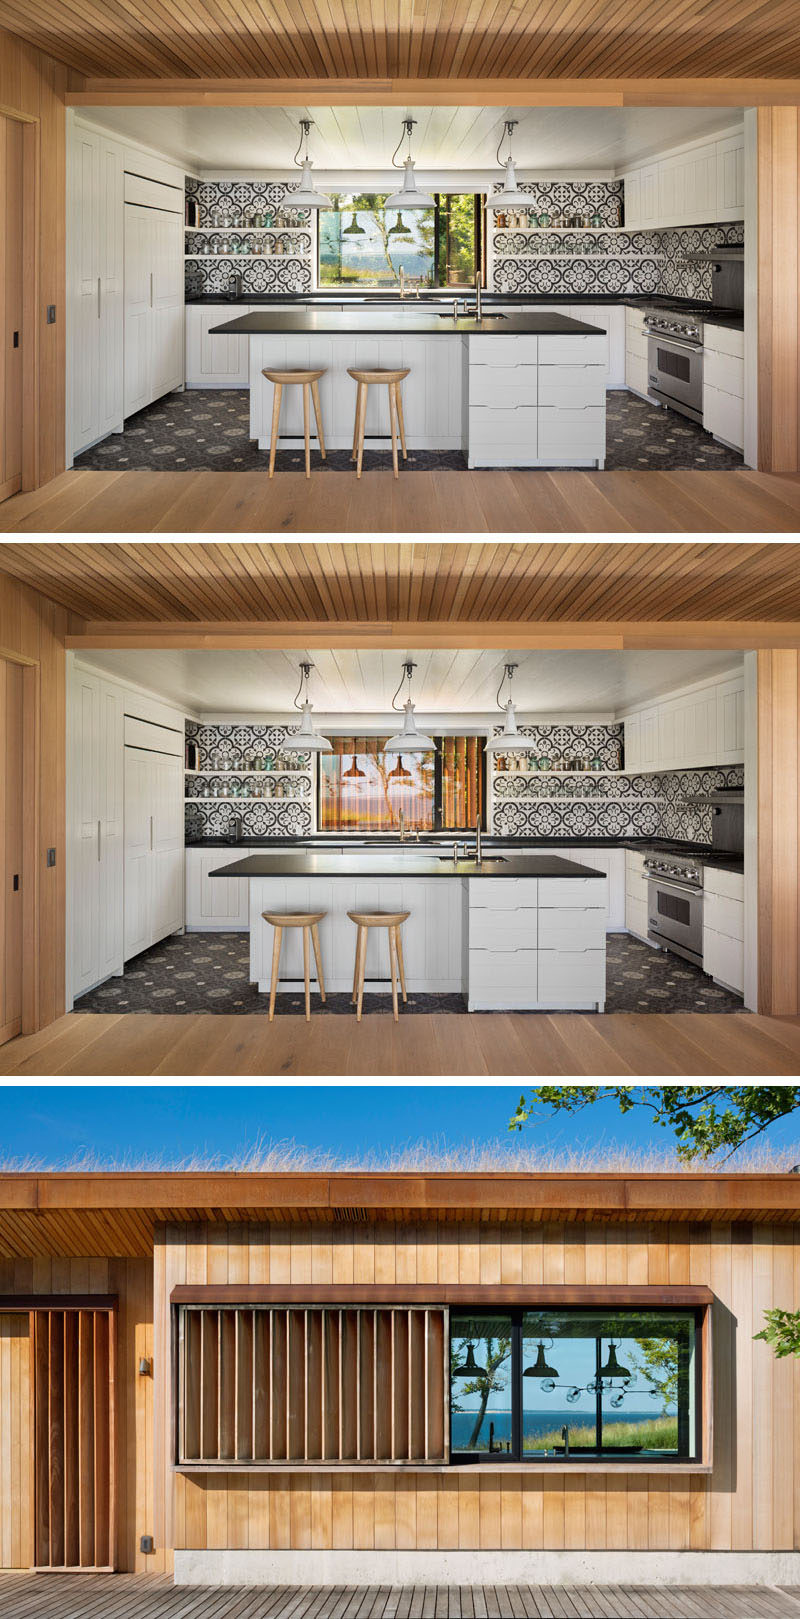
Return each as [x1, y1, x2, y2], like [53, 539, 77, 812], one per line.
[347, 367, 409, 479]
[348, 910, 409, 1022]
[262, 910, 327, 1022]
[262, 368, 327, 479]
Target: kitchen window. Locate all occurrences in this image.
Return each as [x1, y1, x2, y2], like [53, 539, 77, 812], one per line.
[450, 1308, 700, 1462]
[319, 735, 484, 832]
[318, 193, 484, 290]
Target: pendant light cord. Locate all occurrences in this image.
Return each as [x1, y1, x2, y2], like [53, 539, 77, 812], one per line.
[495, 119, 518, 167]
[293, 119, 311, 169]
[495, 661, 518, 710]
[293, 661, 311, 709]
[391, 118, 415, 169]
[391, 659, 415, 711]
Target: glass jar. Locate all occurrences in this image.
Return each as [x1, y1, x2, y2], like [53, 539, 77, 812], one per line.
[538, 755, 551, 772]
[538, 212, 551, 228]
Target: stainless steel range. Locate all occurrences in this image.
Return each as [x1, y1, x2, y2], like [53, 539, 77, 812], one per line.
[645, 310, 704, 424]
[644, 853, 704, 966]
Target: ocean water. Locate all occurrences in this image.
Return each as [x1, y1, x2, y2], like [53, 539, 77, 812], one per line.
[451, 1409, 661, 1448]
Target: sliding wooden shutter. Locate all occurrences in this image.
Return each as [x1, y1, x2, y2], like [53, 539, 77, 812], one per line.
[178, 1305, 447, 1465]
[34, 1309, 116, 1570]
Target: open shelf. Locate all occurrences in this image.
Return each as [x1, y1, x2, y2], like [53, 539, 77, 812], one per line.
[186, 768, 311, 776]
[185, 795, 310, 804]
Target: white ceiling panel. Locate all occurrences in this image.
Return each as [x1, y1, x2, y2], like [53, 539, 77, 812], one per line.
[81, 647, 744, 720]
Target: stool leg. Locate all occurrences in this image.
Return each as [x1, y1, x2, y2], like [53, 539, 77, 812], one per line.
[268, 925, 282, 1021]
[351, 384, 362, 461]
[388, 926, 399, 1021]
[268, 383, 282, 479]
[388, 382, 399, 478]
[302, 925, 311, 1020]
[356, 383, 368, 479]
[311, 922, 326, 1003]
[302, 383, 311, 479]
[394, 925, 407, 1003]
[356, 925, 368, 1021]
[311, 379, 326, 459]
[351, 925, 361, 1004]
[395, 383, 408, 460]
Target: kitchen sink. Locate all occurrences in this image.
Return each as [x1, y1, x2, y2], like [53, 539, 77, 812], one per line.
[437, 854, 507, 863]
[437, 311, 508, 320]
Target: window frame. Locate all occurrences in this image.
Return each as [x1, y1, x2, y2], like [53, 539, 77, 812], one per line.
[317, 734, 487, 833]
[315, 192, 485, 292]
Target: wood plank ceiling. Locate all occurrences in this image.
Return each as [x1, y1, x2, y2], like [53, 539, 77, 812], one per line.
[0, 0, 799, 81]
[1, 541, 800, 626]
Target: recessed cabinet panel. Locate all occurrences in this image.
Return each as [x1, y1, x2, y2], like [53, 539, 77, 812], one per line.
[124, 745, 183, 962]
[124, 202, 183, 418]
[69, 668, 123, 998]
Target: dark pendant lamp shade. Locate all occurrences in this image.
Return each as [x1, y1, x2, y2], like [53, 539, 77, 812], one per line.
[453, 1342, 486, 1378]
[600, 1341, 632, 1381]
[343, 755, 366, 780]
[523, 1341, 559, 1379]
[343, 213, 365, 237]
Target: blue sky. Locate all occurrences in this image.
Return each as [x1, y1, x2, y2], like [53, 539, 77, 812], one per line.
[2, 1084, 799, 1169]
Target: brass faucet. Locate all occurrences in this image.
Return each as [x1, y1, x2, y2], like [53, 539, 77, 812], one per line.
[474, 811, 482, 863]
[474, 268, 482, 322]
[399, 266, 405, 300]
[399, 808, 405, 842]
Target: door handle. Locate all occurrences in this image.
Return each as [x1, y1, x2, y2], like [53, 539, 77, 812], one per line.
[98, 275, 102, 319]
[150, 814, 154, 850]
[97, 819, 102, 861]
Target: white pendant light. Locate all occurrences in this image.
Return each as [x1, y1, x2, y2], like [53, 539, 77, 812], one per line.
[288, 119, 332, 210]
[385, 119, 436, 211]
[383, 661, 438, 755]
[485, 121, 528, 211]
[484, 662, 523, 752]
[285, 662, 332, 754]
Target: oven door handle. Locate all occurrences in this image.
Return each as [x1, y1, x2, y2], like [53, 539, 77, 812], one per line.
[647, 334, 704, 354]
[647, 877, 702, 896]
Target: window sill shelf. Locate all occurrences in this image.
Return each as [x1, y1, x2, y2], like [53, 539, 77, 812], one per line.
[174, 1460, 712, 1476]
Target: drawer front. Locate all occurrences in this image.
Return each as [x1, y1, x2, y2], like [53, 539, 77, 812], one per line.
[469, 335, 538, 367]
[470, 365, 538, 407]
[538, 406, 605, 454]
[468, 949, 537, 991]
[704, 349, 743, 398]
[468, 405, 538, 447]
[703, 924, 744, 994]
[704, 891, 744, 942]
[538, 877, 606, 909]
[538, 334, 606, 365]
[469, 910, 537, 951]
[626, 871, 648, 903]
[538, 909, 606, 951]
[537, 948, 606, 997]
[626, 893, 649, 939]
[537, 368, 606, 408]
[469, 878, 539, 910]
[626, 353, 649, 395]
[704, 322, 744, 360]
[703, 382, 744, 449]
[626, 850, 647, 874]
[626, 307, 647, 336]
[703, 865, 744, 902]
[626, 329, 649, 361]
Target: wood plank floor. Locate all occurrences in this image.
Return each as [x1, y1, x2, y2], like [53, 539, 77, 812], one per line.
[3, 469, 800, 533]
[2, 1010, 800, 1076]
[1, 1577, 799, 1619]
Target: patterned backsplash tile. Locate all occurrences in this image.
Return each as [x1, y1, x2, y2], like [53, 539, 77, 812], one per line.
[185, 177, 314, 297]
[184, 721, 315, 839]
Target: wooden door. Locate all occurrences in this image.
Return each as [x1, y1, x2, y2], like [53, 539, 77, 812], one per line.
[0, 657, 24, 1046]
[0, 1314, 33, 1567]
[0, 114, 24, 502]
[33, 1308, 116, 1571]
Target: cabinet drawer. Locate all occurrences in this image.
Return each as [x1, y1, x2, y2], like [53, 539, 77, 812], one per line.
[470, 878, 538, 910]
[538, 877, 605, 909]
[704, 323, 744, 360]
[703, 925, 743, 994]
[703, 382, 743, 450]
[470, 366, 538, 407]
[626, 330, 649, 361]
[704, 349, 743, 398]
[537, 948, 605, 998]
[470, 335, 538, 367]
[469, 910, 537, 951]
[537, 368, 606, 408]
[537, 909, 606, 950]
[703, 865, 744, 902]
[537, 406, 605, 454]
[538, 334, 606, 365]
[626, 850, 647, 875]
[704, 891, 743, 942]
[468, 405, 537, 447]
[626, 307, 647, 334]
[626, 354, 649, 395]
[626, 894, 649, 940]
[468, 949, 537, 991]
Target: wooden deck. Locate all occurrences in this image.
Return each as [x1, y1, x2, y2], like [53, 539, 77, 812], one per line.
[1, 1577, 800, 1619]
[3, 467, 800, 533]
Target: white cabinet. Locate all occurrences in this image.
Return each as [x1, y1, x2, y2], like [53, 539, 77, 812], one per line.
[623, 132, 744, 229]
[716, 676, 745, 763]
[466, 876, 606, 1010]
[185, 847, 254, 928]
[186, 304, 252, 388]
[703, 323, 744, 452]
[658, 145, 716, 227]
[703, 866, 744, 994]
[466, 334, 606, 467]
[68, 126, 124, 454]
[625, 306, 649, 400]
[623, 163, 658, 228]
[625, 850, 650, 943]
[626, 706, 658, 771]
[624, 674, 744, 771]
[124, 740, 184, 961]
[124, 197, 184, 418]
[68, 668, 124, 997]
[716, 134, 745, 219]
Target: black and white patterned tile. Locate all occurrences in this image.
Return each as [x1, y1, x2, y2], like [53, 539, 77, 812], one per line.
[185, 177, 314, 297]
[186, 720, 315, 839]
[72, 930, 744, 1016]
[491, 218, 743, 299]
[490, 758, 743, 840]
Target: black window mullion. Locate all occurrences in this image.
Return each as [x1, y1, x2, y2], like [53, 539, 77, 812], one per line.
[512, 1311, 522, 1462]
[595, 1335, 603, 1455]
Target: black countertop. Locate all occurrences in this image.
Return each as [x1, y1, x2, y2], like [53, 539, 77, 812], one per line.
[190, 835, 743, 876]
[208, 309, 604, 338]
[209, 851, 605, 880]
[188, 291, 743, 332]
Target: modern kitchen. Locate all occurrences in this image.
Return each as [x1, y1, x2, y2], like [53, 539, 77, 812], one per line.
[63, 642, 751, 1033]
[62, 103, 752, 484]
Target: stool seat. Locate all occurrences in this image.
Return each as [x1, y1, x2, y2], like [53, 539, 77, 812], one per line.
[347, 368, 410, 479]
[261, 910, 327, 1021]
[262, 368, 327, 480]
[347, 910, 410, 1022]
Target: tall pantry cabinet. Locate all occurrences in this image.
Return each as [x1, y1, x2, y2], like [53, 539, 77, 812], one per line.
[123, 175, 184, 416]
[68, 126, 125, 453]
[123, 719, 184, 961]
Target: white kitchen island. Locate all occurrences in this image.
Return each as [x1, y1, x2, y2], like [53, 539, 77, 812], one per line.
[208, 308, 607, 468]
[209, 850, 607, 1011]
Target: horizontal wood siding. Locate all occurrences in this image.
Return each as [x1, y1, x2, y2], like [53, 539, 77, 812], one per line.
[155, 1220, 800, 1557]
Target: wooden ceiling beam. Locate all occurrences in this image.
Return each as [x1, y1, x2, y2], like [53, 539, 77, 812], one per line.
[63, 78, 800, 107]
[63, 619, 800, 650]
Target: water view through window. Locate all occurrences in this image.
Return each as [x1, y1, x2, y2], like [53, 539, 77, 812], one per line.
[319, 736, 484, 831]
[318, 194, 481, 289]
[450, 1309, 697, 1460]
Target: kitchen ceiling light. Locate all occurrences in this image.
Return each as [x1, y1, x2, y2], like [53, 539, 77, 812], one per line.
[388, 211, 413, 238]
[284, 661, 333, 754]
[388, 755, 413, 788]
[385, 119, 436, 211]
[383, 661, 437, 755]
[599, 1341, 632, 1382]
[453, 1342, 487, 1379]
[343, 212, 366, 236]
[289, 119, 333, 210]
[486, 120, 527, 211]
[484, 662, 522, 753]
[523, 1340, 560, 1380]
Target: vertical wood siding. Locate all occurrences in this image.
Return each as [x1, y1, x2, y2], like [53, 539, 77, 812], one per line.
[757, 648, 800, 1014]
[0, 1313, 32, 1568]
[758, 107, 800, 473]
[153, 1220, 800, 1557]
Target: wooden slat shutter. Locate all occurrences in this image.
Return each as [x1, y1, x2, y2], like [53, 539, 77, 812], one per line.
[33, 1308, 116, 1570]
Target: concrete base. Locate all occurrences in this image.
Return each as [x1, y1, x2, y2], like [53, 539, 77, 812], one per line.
[174, 1549, 800, 1587]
